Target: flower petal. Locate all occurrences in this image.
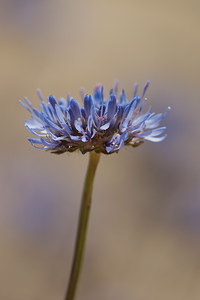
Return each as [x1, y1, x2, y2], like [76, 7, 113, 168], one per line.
[55, 104, 71, 134]
[48, 95, 57, 110]
[106, 94, 116, 120]
[84, 95, 93, 118]
[69, 98, 81, 119]
[144, 134, 167, 142]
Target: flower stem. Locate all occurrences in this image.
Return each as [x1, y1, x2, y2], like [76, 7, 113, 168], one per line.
[65, 151, 100, 300]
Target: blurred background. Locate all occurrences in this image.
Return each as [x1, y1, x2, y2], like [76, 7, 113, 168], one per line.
[0, 0, 200, 299]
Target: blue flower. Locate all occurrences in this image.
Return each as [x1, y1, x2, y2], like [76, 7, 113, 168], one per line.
[20, 82, 170, 154]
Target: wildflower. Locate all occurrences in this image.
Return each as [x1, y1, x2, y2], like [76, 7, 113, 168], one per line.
[20, 81, 170, 154]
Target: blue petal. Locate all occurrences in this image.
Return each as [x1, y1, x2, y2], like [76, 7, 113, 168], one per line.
[87, 115, 93, 134]
[74, 120, 84, 134]
[148, 127, 167, 137]
[144, 134, 167, 142]
[28, 138, 45, 149]
[109, 88, 113, 95]
[25, 125, 46, 137]
[69, 98, 81, 119]
[132, 112, 151, 128]
[137, 127, 166, 138]
[106, 134, 125, 153]
[24, 116, 44, 130]
[93, 84, 103, 106]
[42, 115, 61, 131]
[36, 89, 44, 102]
[115, 105, 124, 125]
[120, 89, 127, 104]
[80, 88, 85, 102]
[122, 99, 135, 120]
[91, 128, 96, 139]
[40, 138, 59, 147]
[109, 133, 120, 144]
[145, 113, 163, 128]
[32, 107, 43, 120]
[122, 132, 128, 141]
[47, 103, 57, 122]
[121, 99, 138, 131]
[69, 135, 82, 141]
[163, 106, 171, 118]
[133, 83, 138, 97]
[101, 85, 104, 101]
[67, 93, 71, 105]
[59, 98, 68, 112]
[106, 94, 116, 120]
[82, 134, 87, 142]
[84, 95, 93, 118]
[137, 99, 147, 115]
[24, 97, 42, 120]
[106, 146, 113, 153]
[40, 101, 49, 117]
[141, 81, 150, 98]
[100, 122, 110, 130]
[81, 107, 87, 119]
[68, 108, 74, 124]
[114, 80, 119, 95]
[118, 138, 125, 150]
[24, 97, 34, 110]
[54, 104, 66, 124]
[19, 100, 32, 114]
[49, 95, 58, 110]
[55, 104, 71, 134]
[47, 131, 67, 141]
[28, 138, 43, 144]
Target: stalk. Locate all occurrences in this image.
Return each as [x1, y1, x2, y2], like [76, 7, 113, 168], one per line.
[65, 151, 100, 300]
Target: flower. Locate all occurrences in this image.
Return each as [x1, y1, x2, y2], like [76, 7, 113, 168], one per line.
[20, 81, 170, 154]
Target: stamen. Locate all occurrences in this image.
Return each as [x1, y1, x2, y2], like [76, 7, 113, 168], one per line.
[95, 112, 108, 122]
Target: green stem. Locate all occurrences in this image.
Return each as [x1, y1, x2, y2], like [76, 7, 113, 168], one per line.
[65, 151, 100, 300]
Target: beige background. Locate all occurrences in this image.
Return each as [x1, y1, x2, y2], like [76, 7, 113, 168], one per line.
[0, 0, 200, 299]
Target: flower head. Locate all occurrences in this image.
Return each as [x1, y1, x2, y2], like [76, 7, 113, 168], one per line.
[20, 82, 170, 154]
